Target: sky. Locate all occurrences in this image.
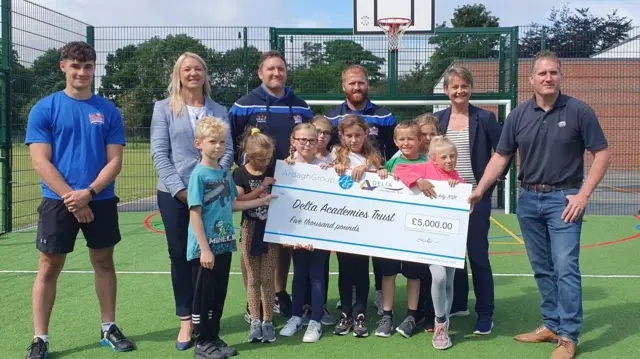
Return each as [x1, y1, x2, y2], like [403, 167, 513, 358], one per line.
[37, 0, 640, 29]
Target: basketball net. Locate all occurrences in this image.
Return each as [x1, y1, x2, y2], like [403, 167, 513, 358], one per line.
[377, 18, 412, 50]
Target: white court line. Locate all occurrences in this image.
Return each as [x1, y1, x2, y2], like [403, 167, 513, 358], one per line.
[1, 270, 639, 278]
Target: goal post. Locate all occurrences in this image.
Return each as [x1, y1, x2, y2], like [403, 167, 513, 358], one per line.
[306, 99, 513, 214]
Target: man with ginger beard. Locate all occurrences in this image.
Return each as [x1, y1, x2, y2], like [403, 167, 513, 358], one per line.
[326, 64, 397, 316]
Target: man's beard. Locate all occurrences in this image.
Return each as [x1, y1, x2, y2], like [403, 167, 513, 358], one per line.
[346, 90, 368, 106]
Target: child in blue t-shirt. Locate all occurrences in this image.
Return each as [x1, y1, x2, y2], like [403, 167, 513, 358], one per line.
[187, 116, 276, 359]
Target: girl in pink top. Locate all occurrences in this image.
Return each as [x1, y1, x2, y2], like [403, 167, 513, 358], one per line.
[393, 135, 464, 351]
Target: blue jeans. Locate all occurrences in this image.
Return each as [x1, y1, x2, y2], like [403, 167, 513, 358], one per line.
[517, 187, 583, 343]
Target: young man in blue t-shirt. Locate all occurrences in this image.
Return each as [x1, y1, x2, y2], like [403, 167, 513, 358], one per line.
[24, 41, 134, 359]
[187, 116, 275, 358]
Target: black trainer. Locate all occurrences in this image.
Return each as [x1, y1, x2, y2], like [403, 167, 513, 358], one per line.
[25, 338, 48, 359]
[213, 338, 238, 357]
[353, 313, 369, 338]
[100, 324, 135, 352]
[275, 292, 293, 318]
[375, 315, 393, 338]
[195, 341, 226, 359]
[333, 313, 354, 335]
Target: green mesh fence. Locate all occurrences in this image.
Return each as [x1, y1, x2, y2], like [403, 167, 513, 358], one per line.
[1, 2, 639, 233]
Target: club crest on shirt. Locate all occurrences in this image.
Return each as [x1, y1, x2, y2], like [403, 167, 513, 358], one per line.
[294, 114, 303, 124]
[256, 114, 267, 123]
[88, 112, 104, 125]
[558, 121, 566, 128]
[368, 126, 379, 136]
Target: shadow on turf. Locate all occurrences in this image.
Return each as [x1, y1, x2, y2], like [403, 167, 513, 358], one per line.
[453, 279, 638, 355]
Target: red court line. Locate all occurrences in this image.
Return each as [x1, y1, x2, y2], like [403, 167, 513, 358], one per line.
[144, 211, 165, 235]
[490, 214, 640, 255]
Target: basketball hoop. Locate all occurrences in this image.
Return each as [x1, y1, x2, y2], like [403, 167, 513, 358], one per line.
[377, 17, 412, 50]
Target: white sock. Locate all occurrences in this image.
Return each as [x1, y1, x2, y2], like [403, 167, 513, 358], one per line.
[34, 334, 49, 343]
[102, 322, 116, 332]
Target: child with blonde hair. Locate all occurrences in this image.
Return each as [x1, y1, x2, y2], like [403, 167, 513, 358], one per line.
[187, 117, 275, 358]
[394, 135, 465, 350]
[232, 127, 279, 344]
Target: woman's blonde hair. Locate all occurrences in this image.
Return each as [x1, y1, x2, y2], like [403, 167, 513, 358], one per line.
[168, 52, 212, 117]
[334, 115, 383, 169]
[241, 127, 274, 164]
[288, 123, 318, 159]
[428, 135, 457, 157]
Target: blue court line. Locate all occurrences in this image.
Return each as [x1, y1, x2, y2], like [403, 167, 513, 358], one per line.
[273, 184, 469, 213]
[265, 231, 466, 261]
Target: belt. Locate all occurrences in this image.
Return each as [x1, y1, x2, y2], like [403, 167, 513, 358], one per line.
[519, 182, 581, 193]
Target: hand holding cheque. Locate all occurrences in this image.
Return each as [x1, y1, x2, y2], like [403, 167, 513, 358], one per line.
[264, 161, 472, 268]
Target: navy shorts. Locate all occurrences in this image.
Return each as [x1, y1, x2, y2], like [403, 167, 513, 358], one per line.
[379, 258, 426, 280]
[35, 197, 121, 254]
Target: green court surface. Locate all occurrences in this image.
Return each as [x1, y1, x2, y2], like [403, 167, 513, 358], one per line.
[1, 213, 639, 358]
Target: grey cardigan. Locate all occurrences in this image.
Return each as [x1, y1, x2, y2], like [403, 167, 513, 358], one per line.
[150, 97, 233, 197]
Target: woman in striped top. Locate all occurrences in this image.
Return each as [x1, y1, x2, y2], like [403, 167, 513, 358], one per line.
[433, 66, 506, 336]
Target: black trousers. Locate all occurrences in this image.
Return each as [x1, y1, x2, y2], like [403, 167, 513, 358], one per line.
[157, 190, 196, 317]
[192, 252, 232, 343]
[337, 252, 370, 317]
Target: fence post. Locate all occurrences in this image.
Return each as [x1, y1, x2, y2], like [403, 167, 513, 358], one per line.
[242, 27, 248, 95]
[1, 0, 12, 232]
[388, 49, 398, 97]
[269, 27, 277, 50]
[497, 35, 506, 209]
[86, 25, 95, 93]
[509, 26, 519, 214]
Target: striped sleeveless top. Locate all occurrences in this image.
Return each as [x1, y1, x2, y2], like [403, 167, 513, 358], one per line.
[447, 127, 477, 188]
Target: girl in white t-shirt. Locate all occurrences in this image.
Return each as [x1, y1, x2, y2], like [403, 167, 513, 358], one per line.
[329, 114, 386, 338]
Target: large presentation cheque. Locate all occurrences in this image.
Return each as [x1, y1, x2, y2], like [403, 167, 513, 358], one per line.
[264, 161, 472, 268]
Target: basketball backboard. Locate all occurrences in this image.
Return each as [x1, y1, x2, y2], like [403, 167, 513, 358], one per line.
[353, 0, 435, 34]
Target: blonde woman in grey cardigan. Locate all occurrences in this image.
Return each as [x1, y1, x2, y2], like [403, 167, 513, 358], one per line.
[150, 52, 233, 352]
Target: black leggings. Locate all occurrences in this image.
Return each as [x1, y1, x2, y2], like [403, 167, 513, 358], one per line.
[337, 252, 370, 317]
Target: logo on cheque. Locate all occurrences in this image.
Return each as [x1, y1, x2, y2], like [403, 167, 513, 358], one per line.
[338, 175, 354, 190]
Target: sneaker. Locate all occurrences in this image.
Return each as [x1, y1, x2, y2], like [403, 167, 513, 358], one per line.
[100, 324, 135, 352]
[432, 319, 452, 350]
[374, 290, 383, 315]
[302, 320, 323, 343]
[333, 313, 354, 335]
[262, 321, 276, 343]
[212, 338, 237, 357]
[321, 308, 337, 326]
[449, 309, 470, 317]
[275, 292, 293, 318]
[301, 305, 311, 326]
[473, 316, 494, 335]
[280, 316, 303, 337]
[353, 314, 369, 338]
[375, 314, 393, 337]
[396, 315, 417, 338]
[195, 341, 226, 359]
[25, 338, 48, 359]
[248, 320, 262, 343]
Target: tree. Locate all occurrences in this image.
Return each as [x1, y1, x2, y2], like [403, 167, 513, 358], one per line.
[99, 34, 212, 129]
[209, 46, 263, 106]
[0, 47, 35, 129]
[289, 39, 386, 94]
[420, 4, 501, 92]
[519, 6, 633, 58]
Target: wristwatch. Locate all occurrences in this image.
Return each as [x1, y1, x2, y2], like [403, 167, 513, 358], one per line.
[86, 186, 97, 197]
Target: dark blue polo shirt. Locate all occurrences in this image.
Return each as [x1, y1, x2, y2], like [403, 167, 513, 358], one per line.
[496, 93, 608, 185]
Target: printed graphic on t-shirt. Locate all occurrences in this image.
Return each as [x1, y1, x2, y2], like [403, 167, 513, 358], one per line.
[246, 179, 270, 220]
[204, 179, 233, 207]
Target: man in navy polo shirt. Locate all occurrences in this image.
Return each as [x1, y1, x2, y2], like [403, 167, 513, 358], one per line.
[326, 64, 398, 315]
[24, 41, 134, 359]
[469, 50, 611, 359]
